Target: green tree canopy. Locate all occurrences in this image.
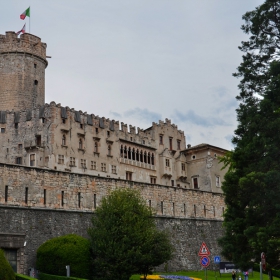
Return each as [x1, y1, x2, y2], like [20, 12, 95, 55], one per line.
[219, 0, 280, 271]
[36, 234, 91, 278]
[0, 249, 15, 280]
[88, 188, 172, 280]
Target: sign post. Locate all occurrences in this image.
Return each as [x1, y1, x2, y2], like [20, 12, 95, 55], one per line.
[198, 242, 211, 280]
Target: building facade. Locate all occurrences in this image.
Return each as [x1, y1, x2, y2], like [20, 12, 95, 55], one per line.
[0, 31, 228, 274]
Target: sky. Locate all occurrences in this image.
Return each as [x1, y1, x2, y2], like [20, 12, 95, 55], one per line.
[1, 1, 264, 150]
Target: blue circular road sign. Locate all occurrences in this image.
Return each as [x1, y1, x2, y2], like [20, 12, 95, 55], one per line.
[200, 256, 210, 267]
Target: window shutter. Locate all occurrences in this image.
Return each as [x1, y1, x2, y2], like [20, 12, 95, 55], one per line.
[87, 114, 93, 126]
[99, 118, 104, 128]
[109, 120, 114, 131]
[39, 106, 45, 118]
[61, 107, 68, 119]
[14, 112, 20, 123]
[74, 111, 81, 123]
[0, 111, 6, 124]
[26, 110, 32, 121]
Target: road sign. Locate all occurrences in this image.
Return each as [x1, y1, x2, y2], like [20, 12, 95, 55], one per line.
[214, 256, 221, 263]
[261, 252, 266, 271]
[198, 242, 211, 256]
[200, 256, 210, 267]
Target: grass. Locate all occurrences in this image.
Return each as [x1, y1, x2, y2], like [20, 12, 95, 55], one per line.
[130, 270, 279, 280]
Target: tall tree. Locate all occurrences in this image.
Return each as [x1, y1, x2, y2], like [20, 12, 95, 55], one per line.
[88, 188, 172, 280]
[219, 0, 280, 271]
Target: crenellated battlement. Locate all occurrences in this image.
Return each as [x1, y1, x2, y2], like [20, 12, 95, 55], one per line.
[0, 32, 47, 63]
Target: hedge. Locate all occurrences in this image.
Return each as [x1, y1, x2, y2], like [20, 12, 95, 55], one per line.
[16, 274, 37, 280]
[38, 272, 88, 280]
[0, 249, 15, 280]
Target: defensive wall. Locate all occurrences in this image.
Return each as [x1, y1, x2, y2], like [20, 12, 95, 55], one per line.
[0, 163, 225, 274]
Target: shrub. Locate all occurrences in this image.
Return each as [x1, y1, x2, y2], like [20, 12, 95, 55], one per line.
[36, 234, 91, 279]
[0, 249, 15, 280]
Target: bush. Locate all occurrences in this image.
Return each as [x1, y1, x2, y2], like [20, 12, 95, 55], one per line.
[38, 272, 88, 280]
[36, 234, 91, 279]
[0, 249, 15, 280]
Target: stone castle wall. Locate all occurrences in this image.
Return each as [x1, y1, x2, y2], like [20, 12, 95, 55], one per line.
[0, 206, 224, 274]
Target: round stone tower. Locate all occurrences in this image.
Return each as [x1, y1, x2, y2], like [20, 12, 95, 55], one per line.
[0, 31, 48, 111]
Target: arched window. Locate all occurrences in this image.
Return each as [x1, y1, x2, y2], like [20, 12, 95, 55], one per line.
[62, 134, 66, 146]
[120, 145, 123, 157]
[94, 142, 98, 153]
[151, 153, 155, 165]
[144, 151, 147, 163]
[128, 147, 131, 160]
[148, 152, 151, 164]
[108, 145, 111, 156]
[124, 146, 127, 159]
[79, 138, 83, 149]
[136, 149, 139, 161]
[132, 148, 135, 160]
[140, 150, 143, 162]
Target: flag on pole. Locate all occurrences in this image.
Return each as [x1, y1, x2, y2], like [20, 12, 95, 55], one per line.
[16, 23, 26, 35]
[20, 7, 30, 20]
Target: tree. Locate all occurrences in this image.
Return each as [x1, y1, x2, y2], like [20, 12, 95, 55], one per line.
[36, 234, 91, 278]
[0, 249, 15, 280]
[88, 188, 173, 280]
[219, 0, 280, 271]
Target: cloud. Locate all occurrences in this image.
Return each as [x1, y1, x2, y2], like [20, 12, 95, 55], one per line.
[109, 111, 122, 118]
[123, 107, 162, 123]
[172, 109, 230, 127]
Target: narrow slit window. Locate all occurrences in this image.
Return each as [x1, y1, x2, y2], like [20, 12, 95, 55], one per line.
[5, 186, 8, 202]
[44, 189, 46, 205]
[34, 80, 38, 85]
[61, 191, 64, 207]
[94, 194, 96, 209]
[25, 187, 28, 204]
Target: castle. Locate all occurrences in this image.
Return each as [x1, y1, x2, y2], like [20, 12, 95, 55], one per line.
[0, 31, 227, 274]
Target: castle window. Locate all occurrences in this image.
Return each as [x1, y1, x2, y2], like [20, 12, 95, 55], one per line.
[192, 155, 196, 160]
[159, 135, 163, 145]
[213, 206, 216, 217]
[62, 119, 66, 124]
[95, 128, 98, 133]
[15, 157, 22, 164]
[171, 180, 174, 186]
[124, 146, 127, 159]
[193, 177, 199, 189]
[80, 123, 83, 129]
[184, 203, 186, 216]
[112, 165, 117, 174]
[36, 135, 41, 146]
[44, 189, 46, 205]
[182, 163, 185, 171]
[194, 205, 196, 216]
[107, 131, 110, 137]
[70, 157, 76, 166]
[81, 159, 86, 169]
[120, 145, 123, 157]
[142, 140, 145, 144]
[161, 201, 164, 215]
[61, 191, 64, 207]
[25, 187, 28, 204]
[15, 123, 18, 129]
[136, 149, 139, 161]
[41, 118, 45, 124]
[34, 80, 38, 85]
[30, 154, 35, 166]
[62, 134, 66, 146]
[132, 148, 135, 160]
[18, 144, 22, 149]
[94, 142, 98, 153]
[101, 163, 106, 172]
[140, 150, 143, 162]
[147, 152, 151, 164]
[79, 138, 83, 149]
[149, 200, 151, 208]
[78, 192, 81, 208]
[216, 176, 220, 187]
[165, 159, 170, 167]
[144, 151, 147, 163]
[177, 140, 181, 150]
[91, 161, 97, 170]
[173, 202, 175, 216]
[34, 63, 37, 68]
[128, 147, 131, 159]
[58, 155, 64, 164]
[94, 194, 97, 209]
[126, 171, 132, 181]
[204, 205, 206, 217]
[151, 153, 155, 165]
[169, 138, 173, 150]
[1, 128, 5, 133]
[5, 186, 8, 202]
[150, 177, 156, 184]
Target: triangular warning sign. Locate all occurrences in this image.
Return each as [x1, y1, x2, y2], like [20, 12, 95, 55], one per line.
[198, 242, 211, 256]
